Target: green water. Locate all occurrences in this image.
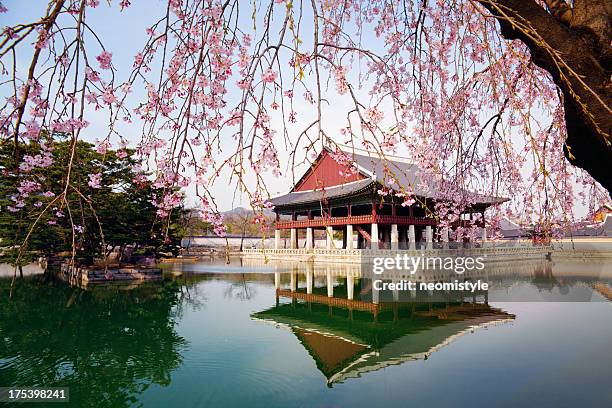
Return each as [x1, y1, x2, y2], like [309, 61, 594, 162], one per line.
[1, 259, 612, 407]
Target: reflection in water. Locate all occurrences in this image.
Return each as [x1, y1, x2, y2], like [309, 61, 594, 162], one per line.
[249, 257, 612, 386]
[0, 258, 611, 407]
[224, 274, 258, 300]
[254, 282, 514, 386]
[0, 277, 187, 407]
[241, 257, 612, 303]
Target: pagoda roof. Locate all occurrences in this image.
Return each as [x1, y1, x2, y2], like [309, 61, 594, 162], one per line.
[253, 301, 514, 385]
[270, 147, 507, 208]
[270, 178, 373, 207]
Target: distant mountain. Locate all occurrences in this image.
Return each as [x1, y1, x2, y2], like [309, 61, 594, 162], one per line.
[222, 206, 275, 217]
[186, 206, 275, 218]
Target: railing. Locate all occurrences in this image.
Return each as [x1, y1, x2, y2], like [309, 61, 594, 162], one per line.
[276, 289, 379, 313]
[275, 214, 437, 229]
[241, 248, 312, 255]
[376, 215, 437, 226]
[242, 245, 550, 256]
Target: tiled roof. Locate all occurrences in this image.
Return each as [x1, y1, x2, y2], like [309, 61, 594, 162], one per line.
[270, 148, 507, 208]
[351, 151, 505, 205]
[270, 178, 373, 207]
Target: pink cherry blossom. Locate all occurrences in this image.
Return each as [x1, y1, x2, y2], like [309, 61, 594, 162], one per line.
[96, 50, 113, 70]
[86, 67, 101, 82]
[101, 88, 116, 105]
[88, 173, 102, 189]
[261, 68, 277, 83]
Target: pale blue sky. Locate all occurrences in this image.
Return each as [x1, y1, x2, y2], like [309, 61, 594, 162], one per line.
[1, 0, 390, 210]
[0, 1, 598, 219]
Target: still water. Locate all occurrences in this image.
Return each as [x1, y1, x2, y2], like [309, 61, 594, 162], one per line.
[1, 258, 612, 407]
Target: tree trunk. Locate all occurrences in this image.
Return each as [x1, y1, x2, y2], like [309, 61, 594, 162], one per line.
[479, 0, 612, 195]
[240, 227, 246, 252]
[118, 245, 124, 267]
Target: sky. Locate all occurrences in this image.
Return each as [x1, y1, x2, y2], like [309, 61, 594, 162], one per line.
[1, 0, 375, 211]
[2, 0, 410, 211]
[0, 1, 599, 218]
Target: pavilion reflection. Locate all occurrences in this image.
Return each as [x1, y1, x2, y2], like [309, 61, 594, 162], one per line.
[252, 266, 514, 386]
[250, 257, 612, 385]
[242, 257, 612, 303]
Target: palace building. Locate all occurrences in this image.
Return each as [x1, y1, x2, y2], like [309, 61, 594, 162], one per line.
[251, 264, 515, 386]
[270, 147, 506, 250]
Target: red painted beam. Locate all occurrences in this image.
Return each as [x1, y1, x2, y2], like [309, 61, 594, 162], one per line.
[355, 225, 371, 242]
[274, 215, 437, 229]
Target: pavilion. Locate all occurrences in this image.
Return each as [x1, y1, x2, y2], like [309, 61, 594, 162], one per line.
[253, 292, 515, 386]
[270, 147, 506, 250]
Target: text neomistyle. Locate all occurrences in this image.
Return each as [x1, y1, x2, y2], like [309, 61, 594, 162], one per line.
[373, 279, 489, 292]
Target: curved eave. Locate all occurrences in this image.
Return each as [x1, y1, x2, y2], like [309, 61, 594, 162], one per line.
[271, 180, 508, 212]
[270, 179, 375, 211]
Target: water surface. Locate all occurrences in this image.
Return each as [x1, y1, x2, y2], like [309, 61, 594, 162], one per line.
[1, 259, 612, 407]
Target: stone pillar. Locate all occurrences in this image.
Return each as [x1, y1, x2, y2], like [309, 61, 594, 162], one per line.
[372, 282, 380, 304]
[326, 226, 334, 249]
[408, 225, 416, 250]
[306, 268, 313, 294]
[326, 270, 334, 297]
[274, 229, 281, 249]
[290, 228, 297, 249]
[290, 270, 297, 292]
[399, 227, 407, 249]
[482, 227, 487, 245]
[426, 226, 433, 250]
[391, 224, 399, 250]
[306, 227, 313, 250]
[442, 227, 450, 249]
[347, 275, 354, 300]
[345, 224, 354, 249]
[371, 223, 379, 250]
[274, 272, 281, 289]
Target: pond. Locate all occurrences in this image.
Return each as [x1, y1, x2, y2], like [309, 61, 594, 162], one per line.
[1, 258, 612, 407]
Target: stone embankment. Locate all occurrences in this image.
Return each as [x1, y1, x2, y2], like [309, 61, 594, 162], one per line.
[57, 261, 162, 286]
